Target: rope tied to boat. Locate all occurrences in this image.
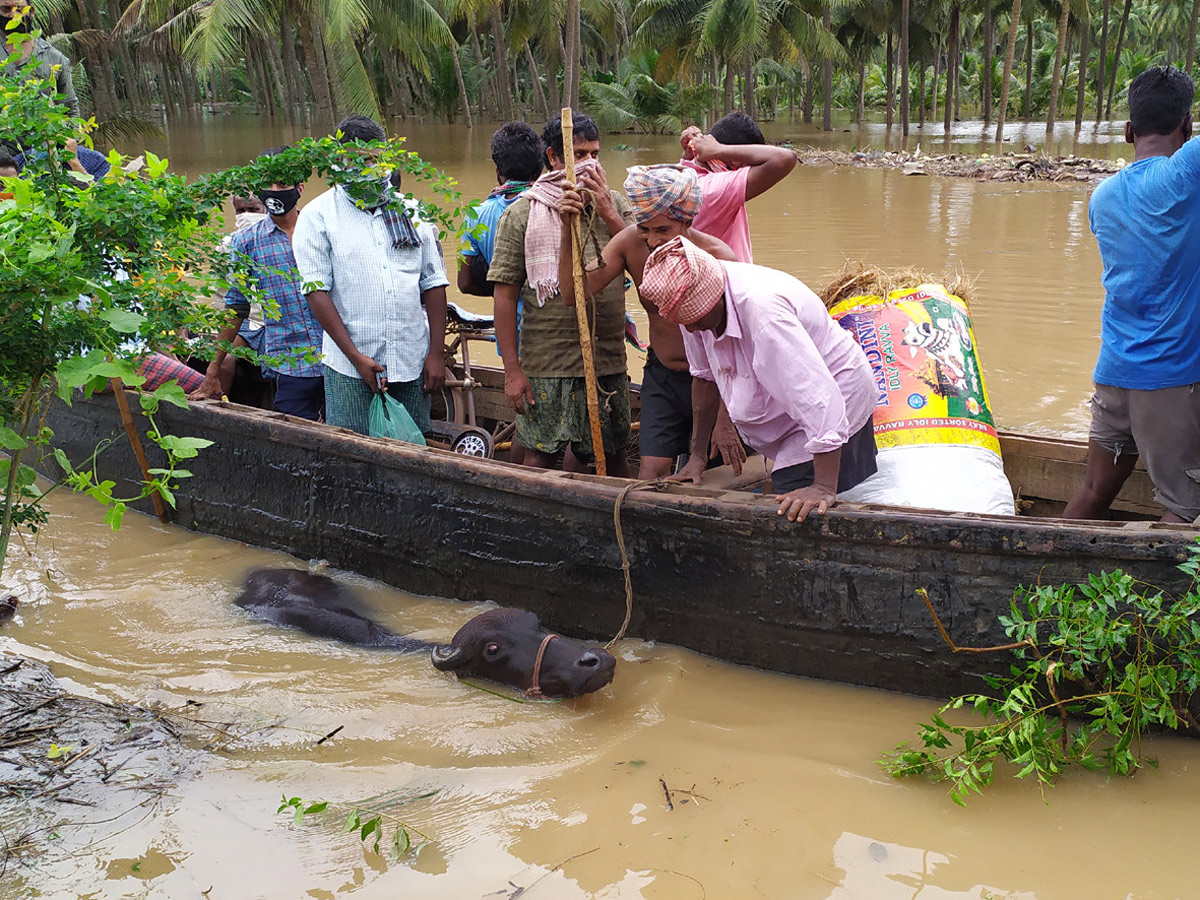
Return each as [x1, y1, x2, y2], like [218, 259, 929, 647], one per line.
[607, 478, 670, 650]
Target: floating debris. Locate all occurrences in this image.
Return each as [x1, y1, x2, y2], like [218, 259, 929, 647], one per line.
[791, 145, 1126, 185]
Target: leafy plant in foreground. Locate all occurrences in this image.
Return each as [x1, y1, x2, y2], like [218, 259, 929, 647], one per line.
[278, 793, 435, 860]
[882, 540, 1200, 805]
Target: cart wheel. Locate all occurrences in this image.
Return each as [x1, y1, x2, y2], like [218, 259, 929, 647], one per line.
[451, 429, 493, 458]
[437, 366, 465, 425]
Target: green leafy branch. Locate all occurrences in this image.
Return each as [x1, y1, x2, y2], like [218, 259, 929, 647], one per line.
[882, 541, 1200, 805]
[277, 794, 434, 860]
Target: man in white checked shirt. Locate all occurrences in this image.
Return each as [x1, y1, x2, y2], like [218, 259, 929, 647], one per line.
[295, 115, 450, 435]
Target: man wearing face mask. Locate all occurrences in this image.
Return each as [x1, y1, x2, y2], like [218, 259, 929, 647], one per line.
[188, 146, 325, 420]
[1, 0, 79, 117]
[294, 115, 449, 437]
[486, 113, 634, 475]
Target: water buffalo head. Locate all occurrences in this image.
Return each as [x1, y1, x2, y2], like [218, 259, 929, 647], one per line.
[430, 608, 616, 699]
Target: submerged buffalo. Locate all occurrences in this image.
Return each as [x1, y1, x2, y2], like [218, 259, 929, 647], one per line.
[234, 568, 616, 699]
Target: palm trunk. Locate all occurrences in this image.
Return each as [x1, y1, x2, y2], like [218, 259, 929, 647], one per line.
[983, 2, 994, 122]
[886, 30, 895, 128]
[900, 0, 910, 136]
[995, 0, 1022, 141]
[523, 42, 548, 121]
[454, 43, 474, 127]
[1022, 19, 1033, 120]
[490, 5, 514, 120]
[1046, 0, 1071, 131]
[1105, 0, 1132, 120]
[1075, 12, 1089, 130]
[822, 5, 832, 131]
[723, 58, 734, 115]
[931, 45, 941, 124]
[564, 0, 581, 109]
[280, 13, 304, 124]
[1096, 0, 1111, 122]
[917, 62, 925, 128]
[856, 62, 866, 123]
[473, 30, 492, 116]
[945, 3, 959, 133]
[803, 70, 814, 122]
[742, 55, 755, 117]
[1187, 0, 1200, 75]
[296, 9, 335, 129]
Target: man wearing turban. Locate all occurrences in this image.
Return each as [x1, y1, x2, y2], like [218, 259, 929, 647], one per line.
[640, 237, 879, 524]
[557, 163, 745, 479]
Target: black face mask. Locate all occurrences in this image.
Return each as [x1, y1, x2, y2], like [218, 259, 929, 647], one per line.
[258, 187, 300, 217]
[2, 11, 32, 33]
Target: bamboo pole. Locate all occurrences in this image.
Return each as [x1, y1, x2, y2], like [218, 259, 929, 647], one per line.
[109, 379, 170, 523]
[560, 108, 607, 477]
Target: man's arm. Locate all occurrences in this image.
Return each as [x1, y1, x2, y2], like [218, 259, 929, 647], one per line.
[557, 204, 627, 306]
[493, 282, 534, 413]
[690, 135, 796, 201]
[457, 254, 493, 296]
[188, 314, 245, 400]
[422, 285, 447, 392]
[672, 376, 722, 484]
[305, 290, 381, 389]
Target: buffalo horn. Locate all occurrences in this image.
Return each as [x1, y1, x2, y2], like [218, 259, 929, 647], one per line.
[430, 644, 468, 671]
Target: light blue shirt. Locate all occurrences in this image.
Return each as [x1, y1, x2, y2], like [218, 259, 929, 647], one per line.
[293, 187, 449, 383]
[1089, 138, 1200, 390]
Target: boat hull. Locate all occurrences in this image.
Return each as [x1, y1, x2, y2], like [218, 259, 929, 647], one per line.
[42, 394, 1197, 699]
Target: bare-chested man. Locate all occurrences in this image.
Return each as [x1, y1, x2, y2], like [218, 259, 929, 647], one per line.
[558, 163, 744, 479]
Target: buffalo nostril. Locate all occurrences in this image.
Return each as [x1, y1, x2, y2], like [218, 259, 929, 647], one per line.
[576, 651, 600, 668]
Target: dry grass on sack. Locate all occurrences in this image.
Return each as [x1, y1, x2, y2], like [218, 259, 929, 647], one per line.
[818, 261, 977, 309]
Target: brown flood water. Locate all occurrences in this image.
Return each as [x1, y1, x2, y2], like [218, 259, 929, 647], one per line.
[8, 490, 1200, 899]
[4, 117, 1174, 898]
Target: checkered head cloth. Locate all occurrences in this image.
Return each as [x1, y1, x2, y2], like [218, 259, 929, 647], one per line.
[623, 164, 703, 225]
[640, 236, 726, 326]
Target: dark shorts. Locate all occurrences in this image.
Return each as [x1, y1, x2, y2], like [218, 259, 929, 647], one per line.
[1089, 382, 1200, 520]
[273, 374, 325, 421]
[770, 418, 879, 494]
[516, 373, 632, 464]
[639, 349, 694, 460]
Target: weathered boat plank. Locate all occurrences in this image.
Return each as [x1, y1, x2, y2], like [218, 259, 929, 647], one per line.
[41, 394, 1197, 699]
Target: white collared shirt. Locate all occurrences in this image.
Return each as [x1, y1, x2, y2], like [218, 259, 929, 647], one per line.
[293, 187, 450, 383]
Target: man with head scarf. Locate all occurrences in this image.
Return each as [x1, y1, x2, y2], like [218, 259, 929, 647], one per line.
[1, 0, 79, 117]
[557, 163, 743, 479]
[640, 236, 879, 524]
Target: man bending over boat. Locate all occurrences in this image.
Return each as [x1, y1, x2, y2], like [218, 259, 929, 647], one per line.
[189, 147, 326, 420]
[1064, 67, 1200, 524]
[294, 116, 449, 436]
[640, 237, 878, 524]
[557, 163, 745, 480]
[487, 113, 633, 475]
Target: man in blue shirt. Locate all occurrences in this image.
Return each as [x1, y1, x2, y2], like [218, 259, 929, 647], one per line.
[1065, 67, 1200, 523]
[457, 121, 543, 297]
[189, 147, 326, 420]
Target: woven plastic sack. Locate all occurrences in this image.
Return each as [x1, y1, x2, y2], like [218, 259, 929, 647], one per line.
[368, 392, 427, 446]
[830, 284, 1014, 515]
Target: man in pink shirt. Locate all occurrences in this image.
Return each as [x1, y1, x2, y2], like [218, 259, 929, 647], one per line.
[679, 113, 797, 263]
[640, 236, 878, 524]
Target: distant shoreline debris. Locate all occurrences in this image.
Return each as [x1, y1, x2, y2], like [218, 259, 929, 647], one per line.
[788, 145, 1126, 185]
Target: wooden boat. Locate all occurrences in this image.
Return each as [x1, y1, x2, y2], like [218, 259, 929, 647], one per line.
[42, 372, 1197, 700]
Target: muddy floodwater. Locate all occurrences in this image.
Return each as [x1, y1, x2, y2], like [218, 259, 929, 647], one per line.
[2, 491, 1199, 899]
[4, 116, 1180, 898]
